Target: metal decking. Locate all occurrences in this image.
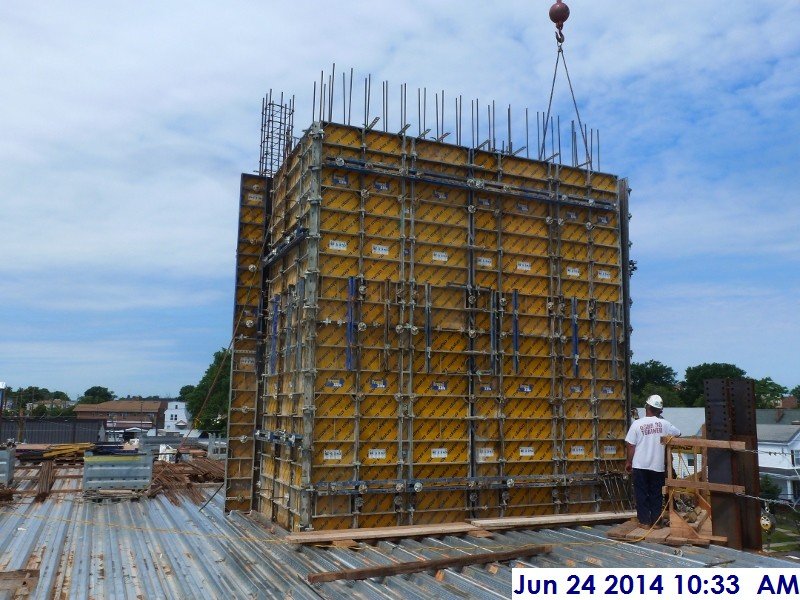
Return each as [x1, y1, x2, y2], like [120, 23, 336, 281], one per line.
[1, 482, 794, 599]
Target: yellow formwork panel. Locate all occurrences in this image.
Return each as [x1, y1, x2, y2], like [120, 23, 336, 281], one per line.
[504, 488, 557, 516]
[252, 123, 629, 529]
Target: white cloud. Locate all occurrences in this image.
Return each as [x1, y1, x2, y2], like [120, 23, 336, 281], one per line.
[1, 0, 798, 393]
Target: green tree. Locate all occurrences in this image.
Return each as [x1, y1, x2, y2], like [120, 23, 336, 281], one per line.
[754, 377, 789, 409]
[185, 349, 230, 432]
[681, 363, 747, 406]
[52, 390, 71, 402]
[77, 386, 115, 405]
[31, 404, 48, 417]
[760, 475, 781, 501]
[179, 385, 196, 401]
[790, 384, 800, 399]
[631, 360, 678, 398]
[48, 405, 74, 417]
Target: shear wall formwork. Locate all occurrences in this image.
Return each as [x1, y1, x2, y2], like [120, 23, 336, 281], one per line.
[225, 121, 632, 530]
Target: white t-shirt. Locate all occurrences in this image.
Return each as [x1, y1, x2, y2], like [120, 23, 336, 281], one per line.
[624, 416, 681, 472]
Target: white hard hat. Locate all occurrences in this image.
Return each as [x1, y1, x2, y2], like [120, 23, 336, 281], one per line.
[645, 394, 663, 410]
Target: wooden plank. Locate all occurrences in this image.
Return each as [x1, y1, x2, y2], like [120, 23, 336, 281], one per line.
[663, 536, 710, 548]
[662, 437, 746, 451]
[471, 511, 636, 531]
[307, 544, 552, 584]
[606, 519, 639, 540]
[665, 479, 745, 494]
[467, 529, 494, 539]
[286, 522, 479, 544]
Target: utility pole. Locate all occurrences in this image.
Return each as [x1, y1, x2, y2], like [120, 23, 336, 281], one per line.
[0, 382, 6, 444]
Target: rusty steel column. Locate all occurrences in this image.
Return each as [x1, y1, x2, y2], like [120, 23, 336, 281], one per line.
[704, 378, 761, 550]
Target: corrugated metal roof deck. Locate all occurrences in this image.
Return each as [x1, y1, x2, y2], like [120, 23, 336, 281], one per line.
[0, 481, 794, 599]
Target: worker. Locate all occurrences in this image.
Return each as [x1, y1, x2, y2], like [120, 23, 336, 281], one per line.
[625, 395, 681, 528]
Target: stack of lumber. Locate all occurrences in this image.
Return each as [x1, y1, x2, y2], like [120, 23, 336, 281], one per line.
[146, 458, 224, 505]
[16, 443, 94, 462]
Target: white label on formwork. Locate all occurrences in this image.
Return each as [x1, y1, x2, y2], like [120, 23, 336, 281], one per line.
[597, 216, 609, 225]
[239, 356, 255, 368]
[374, 181, 390, 191]
[368, 448, 387, 460]
[517, 203, 529, 212]
[325, 378, 344, 388]
[328, 239, 348, 251]
[478, 198, 491, 207]
[571, 446, 585, 456]
[602, 386, 614, 395]
[566, 266, 581, 277]
[477, 256, 493, 268]
[432, 251, 449, 262]
[566, 211, 578, 220]
[570, 385, 583, 394]
[518, 384, 532, 393]
[480, 384, 494, 392]
[370, 379, 387, 389]
[371, 244, 389, 256]
[603, 445, 617, 455]
[478, 448, 495, 459]
[323, 449, 342, 461]
[431, 448, 448, 459]
[246, 193, 262, 203]
[597, 269, 611, 280]
[432, 381, 447, 391]
[519, 447, 535, 457]
[333, 174, 349, 185]
[433, 191, 448, 200]
[516, 261, 531, 272]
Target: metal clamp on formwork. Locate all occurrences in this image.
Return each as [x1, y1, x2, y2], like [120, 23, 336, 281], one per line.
[263, 226, 309, 268]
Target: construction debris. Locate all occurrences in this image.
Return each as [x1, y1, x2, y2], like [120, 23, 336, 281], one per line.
[146, 458, 224, 505]
[34, 461, 55, 502]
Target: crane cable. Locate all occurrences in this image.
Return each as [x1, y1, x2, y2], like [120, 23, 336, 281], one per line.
[541, 1, 591, 167]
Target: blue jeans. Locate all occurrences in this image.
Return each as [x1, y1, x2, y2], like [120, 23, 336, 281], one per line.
[632, 468, 666, 526]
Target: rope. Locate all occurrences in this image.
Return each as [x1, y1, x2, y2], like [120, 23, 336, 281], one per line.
[559, 44, 589, 165]
[539, 43, 590, 166]
[539, 45, 561, 159]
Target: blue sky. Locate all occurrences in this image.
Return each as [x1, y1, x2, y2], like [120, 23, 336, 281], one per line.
[1, 1, 798, 398]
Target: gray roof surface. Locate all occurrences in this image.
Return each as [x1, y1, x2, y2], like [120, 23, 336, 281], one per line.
[756, 423, 800, 444]
[0, 468, 794, 599]
[756, 409, 800, 425]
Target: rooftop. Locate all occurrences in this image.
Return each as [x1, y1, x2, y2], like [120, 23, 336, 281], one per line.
[0, 474, 794, 599]
[756, 423, 800, 444]
[756, 408, 800, 425]
[72, 400, 163, 413]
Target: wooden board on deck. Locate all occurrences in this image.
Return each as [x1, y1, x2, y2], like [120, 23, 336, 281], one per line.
[471, 511, 637, 531]
[286, 521, 480, 544]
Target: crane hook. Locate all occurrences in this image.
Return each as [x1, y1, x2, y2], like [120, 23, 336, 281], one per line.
[549, 1, 570, 43]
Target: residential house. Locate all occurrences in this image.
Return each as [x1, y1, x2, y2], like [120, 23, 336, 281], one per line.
[163, 400, 192, 435]
[757, 423, 800, 503]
